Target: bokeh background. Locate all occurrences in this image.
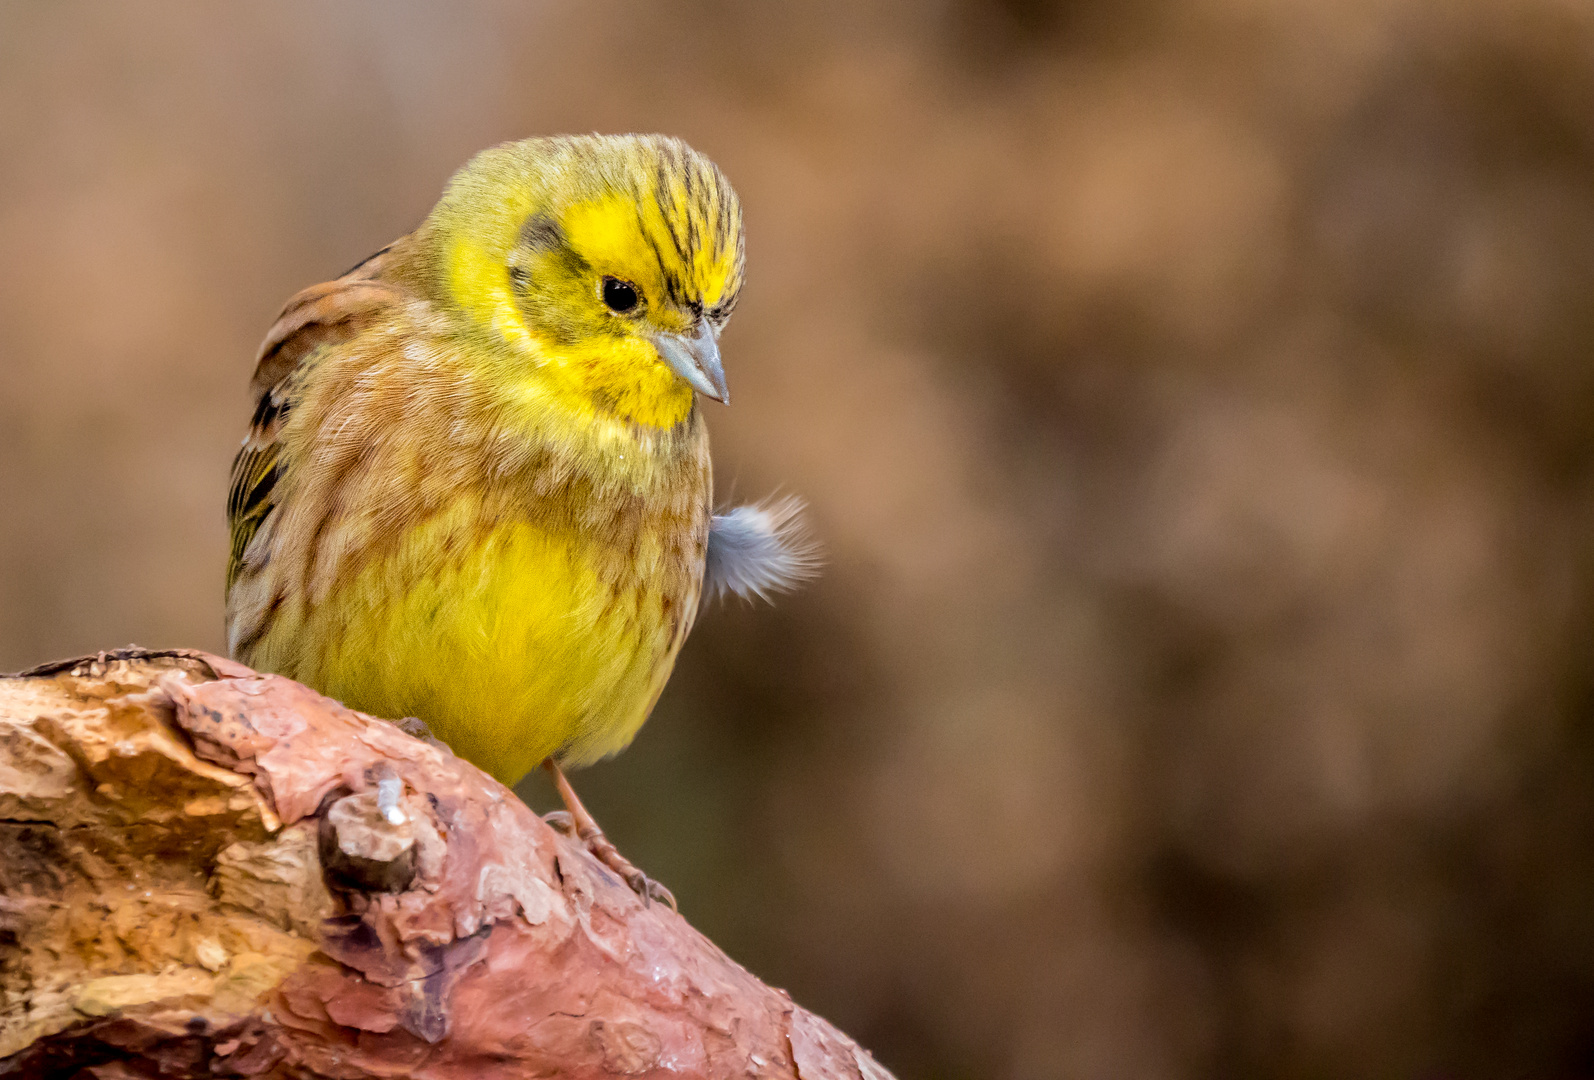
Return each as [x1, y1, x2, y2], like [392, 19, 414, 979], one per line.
[4, 1, 1594, 1076]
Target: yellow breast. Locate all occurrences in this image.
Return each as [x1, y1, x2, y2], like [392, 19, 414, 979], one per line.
[279, 497, 698, 785]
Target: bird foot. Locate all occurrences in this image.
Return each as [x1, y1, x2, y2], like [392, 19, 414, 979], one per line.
[393, 716, 451, 753]
[542, 808, 676, 909]
[542, 762, 676, 911]
[580, 822, 678, 911]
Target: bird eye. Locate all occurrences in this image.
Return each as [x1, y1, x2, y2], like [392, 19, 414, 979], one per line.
[601, 277, 640, 313]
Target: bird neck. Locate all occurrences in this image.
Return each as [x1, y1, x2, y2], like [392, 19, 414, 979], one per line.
[466, 347, 705, 498]
[519, 342, 699, 431]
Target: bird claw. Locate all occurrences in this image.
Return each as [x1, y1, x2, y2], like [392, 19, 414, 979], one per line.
[575, 824, 677, 912]
[394, 715, 433, 739]
[618, 865, 677, 912]
[643, 877, 678, 911]
[393, 716, 451, 753]
[543, 810, 577, 836]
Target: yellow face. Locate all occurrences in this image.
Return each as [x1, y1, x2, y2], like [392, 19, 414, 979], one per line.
[436, 135, 745, 429]
[554, 190, 740, 336]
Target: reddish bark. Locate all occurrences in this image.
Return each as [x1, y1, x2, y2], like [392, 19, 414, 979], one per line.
[0, 649, 893, 1080]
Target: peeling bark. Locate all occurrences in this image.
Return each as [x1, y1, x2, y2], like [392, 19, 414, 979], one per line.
[0, 649, 893, 1080]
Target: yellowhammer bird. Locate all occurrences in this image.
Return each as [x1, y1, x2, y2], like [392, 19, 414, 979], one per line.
[224, 134, 815, 902]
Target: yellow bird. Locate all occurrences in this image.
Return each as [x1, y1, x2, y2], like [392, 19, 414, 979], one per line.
[225, 135, 814, 901]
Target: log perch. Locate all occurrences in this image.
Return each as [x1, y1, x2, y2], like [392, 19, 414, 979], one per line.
[0, 649, 893, 1080]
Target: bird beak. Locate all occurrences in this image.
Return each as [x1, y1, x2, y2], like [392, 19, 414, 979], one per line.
[652, 320, 729, 404]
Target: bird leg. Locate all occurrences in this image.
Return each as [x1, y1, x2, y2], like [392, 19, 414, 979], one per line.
[542, 759, 676, 911]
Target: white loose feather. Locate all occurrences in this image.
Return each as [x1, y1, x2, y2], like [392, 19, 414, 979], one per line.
[703, 496, 821, 603]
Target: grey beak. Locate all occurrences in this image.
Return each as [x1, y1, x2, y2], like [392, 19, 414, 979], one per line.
[653, 320, 729, 404]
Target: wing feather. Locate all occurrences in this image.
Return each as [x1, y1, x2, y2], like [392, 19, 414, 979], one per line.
[225, 241, 409, 649]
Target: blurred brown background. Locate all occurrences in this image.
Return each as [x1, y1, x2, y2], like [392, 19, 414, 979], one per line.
[4, 1, 1594, 1076]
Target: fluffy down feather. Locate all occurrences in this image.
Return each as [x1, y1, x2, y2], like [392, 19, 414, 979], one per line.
[703, 497, 821, 603]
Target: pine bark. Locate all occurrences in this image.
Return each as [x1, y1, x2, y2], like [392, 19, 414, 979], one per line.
[0, 649, 892, 1080]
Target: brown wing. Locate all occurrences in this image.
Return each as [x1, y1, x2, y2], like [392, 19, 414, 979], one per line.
[224, 241, 409, 646]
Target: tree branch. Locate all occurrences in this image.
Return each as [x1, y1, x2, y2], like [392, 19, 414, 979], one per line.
[0, 649, 892, 1080]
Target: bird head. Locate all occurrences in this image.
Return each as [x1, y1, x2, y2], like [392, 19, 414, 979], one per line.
[422, 134, 744, 428]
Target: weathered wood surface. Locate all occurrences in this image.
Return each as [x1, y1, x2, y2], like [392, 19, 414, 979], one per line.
[0, 649, 892, 1080]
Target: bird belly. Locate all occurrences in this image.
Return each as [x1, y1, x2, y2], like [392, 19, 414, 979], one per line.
[294, 508, 687, 786]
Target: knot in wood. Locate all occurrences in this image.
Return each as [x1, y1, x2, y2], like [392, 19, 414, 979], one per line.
[319, 786, 418, 893]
